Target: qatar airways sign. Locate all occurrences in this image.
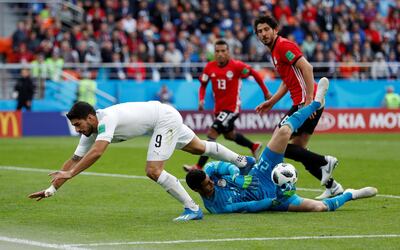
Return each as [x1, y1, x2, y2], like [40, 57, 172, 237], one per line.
[181, 110, 285, 133]
[182, 109, 400, 133]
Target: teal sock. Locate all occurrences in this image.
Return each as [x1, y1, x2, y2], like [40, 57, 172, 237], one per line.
[283, 101, 321, 132]
[322, 192, 352, 211]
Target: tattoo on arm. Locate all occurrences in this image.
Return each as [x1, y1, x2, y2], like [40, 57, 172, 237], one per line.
[71, 155, 82, 161]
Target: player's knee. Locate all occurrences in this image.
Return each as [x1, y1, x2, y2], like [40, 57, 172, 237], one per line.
[312, 203, 328, 212]
[223, 133, 234, 140]
[279, 125, 292, 139]
[188, 141, 206, 155]
[145, 168, 161, 181]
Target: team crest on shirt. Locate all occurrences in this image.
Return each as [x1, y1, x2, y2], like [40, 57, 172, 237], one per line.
[226, 71, 233, 79]
[217, 179, 227, 187]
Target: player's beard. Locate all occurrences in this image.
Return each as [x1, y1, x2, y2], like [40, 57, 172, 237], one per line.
[217, 57, 228, 67]
[83, 124, 94, 137]
[261, 37, 273, 47]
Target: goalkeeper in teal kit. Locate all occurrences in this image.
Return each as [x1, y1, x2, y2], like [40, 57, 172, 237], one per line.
[186, 78, 378, 214]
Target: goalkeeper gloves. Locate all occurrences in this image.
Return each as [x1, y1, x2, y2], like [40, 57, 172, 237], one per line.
[279, 183, 296, 197]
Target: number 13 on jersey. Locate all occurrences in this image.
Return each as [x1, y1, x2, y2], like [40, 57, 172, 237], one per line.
[217, 79, 226, 90]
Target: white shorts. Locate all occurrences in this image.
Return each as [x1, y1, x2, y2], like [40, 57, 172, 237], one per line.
[147, 104, 195, 161]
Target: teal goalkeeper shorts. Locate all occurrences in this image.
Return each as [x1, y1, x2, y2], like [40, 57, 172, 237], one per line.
[269, 194, 304, 211]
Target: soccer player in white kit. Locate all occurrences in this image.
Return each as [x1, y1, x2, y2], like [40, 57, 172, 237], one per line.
[28, 101, 255, 221]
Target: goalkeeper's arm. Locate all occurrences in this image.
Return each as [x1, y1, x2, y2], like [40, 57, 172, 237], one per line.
[222, 198, 273, 213]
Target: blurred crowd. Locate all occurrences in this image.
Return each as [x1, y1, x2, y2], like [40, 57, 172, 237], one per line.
[3, 0, 400, 80]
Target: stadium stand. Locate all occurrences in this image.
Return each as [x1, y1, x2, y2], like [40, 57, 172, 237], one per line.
[0, 0, 399, 108]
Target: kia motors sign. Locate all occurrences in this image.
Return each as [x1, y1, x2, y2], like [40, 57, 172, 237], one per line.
[316, 109, 400, 133]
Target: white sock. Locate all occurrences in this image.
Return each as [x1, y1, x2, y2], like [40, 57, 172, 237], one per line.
[202, 140, 247, 167]
[157, 170, 199, 211]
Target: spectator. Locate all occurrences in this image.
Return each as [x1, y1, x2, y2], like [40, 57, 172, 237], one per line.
[164, 42, 183, 79]
[382, 85, 400, 109]
[126, 54, 146, 81]
[84, 43, 101, 63]
[388, 51, 399, 79]
[12, 21, 27, 50]
[5, 0, 400, 81]
[156, 84, 173, 105]
[31, 53, 47, 79]
[14, 43, 34, 63]
[122, 14, 136, 34]
[313, 51, 329, 78]
[109, 52, 126, 80]
[14, 69, 35, 111]
[78, 71, 97, 107]
[371, 52, 390, 79]
[301, 34, 317, 60]
[339, 54, 360, 79]
[45, 50, 64, 82]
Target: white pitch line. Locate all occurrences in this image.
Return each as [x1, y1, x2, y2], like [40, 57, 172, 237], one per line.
[1, 165, 400, 199]
[0, 165, 148, 180]
[68, 234, 400, 247]
[0, 236, 88, 250]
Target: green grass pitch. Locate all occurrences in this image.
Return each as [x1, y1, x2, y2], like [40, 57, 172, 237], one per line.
[1, 134, 399, 249]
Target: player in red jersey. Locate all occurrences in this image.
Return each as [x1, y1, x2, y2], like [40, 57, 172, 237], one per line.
[254, 15, 343, 199]
[183, 40, 272, 172]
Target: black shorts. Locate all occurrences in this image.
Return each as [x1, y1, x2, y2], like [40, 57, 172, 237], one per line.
[211, 110, 239, 134]
[278, 104, 323, 136]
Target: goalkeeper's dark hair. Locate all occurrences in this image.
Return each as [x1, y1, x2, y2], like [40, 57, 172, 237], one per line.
[66, 101, 96, 120]
[254, 15, 278, 31]
[186, 170, 206, 190]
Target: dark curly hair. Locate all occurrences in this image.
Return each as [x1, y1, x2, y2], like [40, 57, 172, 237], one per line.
[254, 15, 279, 32]
[186, 170, 206, 190]
[66, 101, 96, 120]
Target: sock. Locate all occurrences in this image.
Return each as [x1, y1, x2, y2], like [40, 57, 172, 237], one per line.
[326, 178, 334, 189]
[157, 170, 199, 211]
[233, 133, 253, 149]
[197, 156, 209, 168]
[197, 137, 215, 168]
[203, 140, 247, 167]
[285, 144, 326, 180]
[322, 192, 352, 211]
[283, 101, 321, 132]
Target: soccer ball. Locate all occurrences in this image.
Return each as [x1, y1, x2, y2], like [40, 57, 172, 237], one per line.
[271, 163, 298, 186]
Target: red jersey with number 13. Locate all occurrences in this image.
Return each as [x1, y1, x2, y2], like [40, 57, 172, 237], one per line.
[271, 36, 316, 105]
[199, 59, 251, 114]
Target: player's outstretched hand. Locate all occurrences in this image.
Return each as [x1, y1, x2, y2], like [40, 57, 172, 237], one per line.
[28, 189, 56, 201]
[28, 184, 57, 201]
[49, 170, 72, 183]
[280, 183, 297, 197]
[256, 100, 274, 114]
[28, 190, 47, 201]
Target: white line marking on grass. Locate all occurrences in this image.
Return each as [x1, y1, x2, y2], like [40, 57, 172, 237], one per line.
[68, 234, 400, 247]
[0, 166, 148, 180]
[0, 236, 88, 250]
[2, 166, 400, 199]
